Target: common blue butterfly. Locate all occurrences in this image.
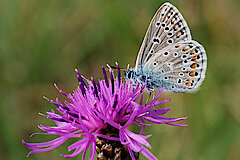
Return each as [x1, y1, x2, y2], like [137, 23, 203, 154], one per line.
[125, 2, 207, 92]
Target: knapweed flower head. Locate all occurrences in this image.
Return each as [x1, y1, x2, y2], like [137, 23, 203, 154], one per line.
[23, 63, 187, 160]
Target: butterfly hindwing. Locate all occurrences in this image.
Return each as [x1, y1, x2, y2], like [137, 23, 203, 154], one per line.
[143, 40, 207, 92]
[135, 2, 192, 69]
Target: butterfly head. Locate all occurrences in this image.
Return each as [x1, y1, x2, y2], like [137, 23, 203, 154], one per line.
[124, 68, 135, 80]
[124, 68, 142, 87]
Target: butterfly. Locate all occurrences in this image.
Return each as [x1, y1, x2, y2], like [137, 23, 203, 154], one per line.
[125, 2, 207, 92]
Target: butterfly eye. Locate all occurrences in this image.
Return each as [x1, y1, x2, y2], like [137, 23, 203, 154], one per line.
[127, 71, 132, 79]
[127, 74, 130, 79]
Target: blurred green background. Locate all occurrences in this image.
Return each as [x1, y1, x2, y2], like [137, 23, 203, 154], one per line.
[1, 0, 240, 159]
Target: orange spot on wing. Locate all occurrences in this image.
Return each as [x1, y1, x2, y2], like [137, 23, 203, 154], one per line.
[191, 63, 197, 69]
[190, 51, 195, 55]
[186, 82, 191, 87]
[175, 45, 180, 48]
[183, 47, 188, 51]
[189, 71, 195, 77]
[192, 56, 197, 62]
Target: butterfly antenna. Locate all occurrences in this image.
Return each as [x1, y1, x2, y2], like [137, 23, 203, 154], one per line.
[108, 65, 127, 70]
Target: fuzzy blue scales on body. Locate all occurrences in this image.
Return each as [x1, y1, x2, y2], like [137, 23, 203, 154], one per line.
[125, 67, 154, 91]
[125, 66, 181, 92]
[125, 2, 207, 92]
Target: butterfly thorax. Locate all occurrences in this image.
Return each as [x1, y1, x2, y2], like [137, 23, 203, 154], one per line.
[125, 67, 155, 91]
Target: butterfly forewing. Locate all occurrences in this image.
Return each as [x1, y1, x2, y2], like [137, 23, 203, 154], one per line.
[135, 2, 192, 69]
[143, 40, 207, 92]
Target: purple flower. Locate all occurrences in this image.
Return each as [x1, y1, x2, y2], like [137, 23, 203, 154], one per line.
[23, 63, 187, 160]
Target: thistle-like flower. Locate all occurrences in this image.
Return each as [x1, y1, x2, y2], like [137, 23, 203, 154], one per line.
[23, 64, 187, 160]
